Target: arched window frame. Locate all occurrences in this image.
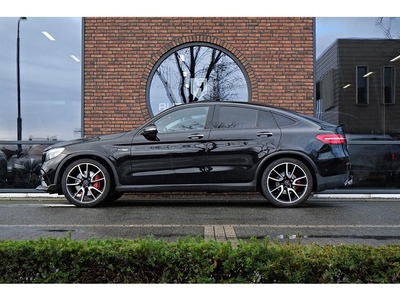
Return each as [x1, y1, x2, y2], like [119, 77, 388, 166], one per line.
[146, 42, 251, 117]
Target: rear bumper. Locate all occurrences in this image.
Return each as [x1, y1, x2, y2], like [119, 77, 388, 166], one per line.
[316, 171, 353, 191]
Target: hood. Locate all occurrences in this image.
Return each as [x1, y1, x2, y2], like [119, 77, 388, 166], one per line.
[45, 131, 133, 150]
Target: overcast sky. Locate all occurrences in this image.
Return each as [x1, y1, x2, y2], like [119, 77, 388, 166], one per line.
[316, 17, 400, 58]
[1, 1, 399, 140]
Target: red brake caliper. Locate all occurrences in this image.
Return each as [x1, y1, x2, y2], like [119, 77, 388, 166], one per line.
[93, 174, 101, 190]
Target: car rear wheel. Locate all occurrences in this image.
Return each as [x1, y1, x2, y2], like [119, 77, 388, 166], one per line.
[61, 159, 110, 207]
[261, 158, 313, 208]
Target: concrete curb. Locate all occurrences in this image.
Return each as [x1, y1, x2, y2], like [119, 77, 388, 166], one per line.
[0, 193, 65, 199]
[0, 192, 400, 201]
[312, 193, 400, 199]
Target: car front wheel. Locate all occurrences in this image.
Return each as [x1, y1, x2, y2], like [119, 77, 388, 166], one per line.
[261, 158, 313, 208]
[61, 159, 111, 207]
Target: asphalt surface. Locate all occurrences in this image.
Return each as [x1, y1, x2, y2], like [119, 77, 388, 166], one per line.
[1, 192, 400, 246]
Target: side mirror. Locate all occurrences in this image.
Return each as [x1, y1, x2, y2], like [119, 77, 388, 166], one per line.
[141, 125, 159, 141]
[142, 125, 158, 135]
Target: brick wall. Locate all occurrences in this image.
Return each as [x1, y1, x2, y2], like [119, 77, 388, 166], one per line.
[84, 17, 314, 137]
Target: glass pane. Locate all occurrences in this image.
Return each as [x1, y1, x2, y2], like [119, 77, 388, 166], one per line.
[259, 110, 279, 128]
[383, 66, 395, 104]
[155, 107, 209, 133]
[272, 113, 297, 128]
[0, 143, 50, 189]
[148, 43, 250, 116]
[316, 17, 400, 189]
[357, 66, 369, 105]
[215, 107, 257, 129]
[0, 17, 82, 141]
[0, 17, 82, 191]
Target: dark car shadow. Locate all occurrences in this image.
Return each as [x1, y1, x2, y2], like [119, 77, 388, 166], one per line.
[100, 197, 340, 209]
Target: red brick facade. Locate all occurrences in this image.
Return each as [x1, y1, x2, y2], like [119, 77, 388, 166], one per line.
[83, 17, 314, 137]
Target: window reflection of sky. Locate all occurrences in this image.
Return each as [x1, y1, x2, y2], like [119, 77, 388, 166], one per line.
[0, 17, 82, 141]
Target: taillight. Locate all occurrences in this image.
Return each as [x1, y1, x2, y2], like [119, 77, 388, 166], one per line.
[316, 134, 346, 145]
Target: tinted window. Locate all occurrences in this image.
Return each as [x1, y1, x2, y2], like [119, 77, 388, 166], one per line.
[214, 107, 257, 129]
[155, 107, 209, 133]
[258, 110, 279, 128]
[357, 66, 369, 105]
[272, 113, 297, 127]
[383, 66, 395, 104]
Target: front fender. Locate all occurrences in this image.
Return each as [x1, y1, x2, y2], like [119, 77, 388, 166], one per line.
[53, 151, 120, 191]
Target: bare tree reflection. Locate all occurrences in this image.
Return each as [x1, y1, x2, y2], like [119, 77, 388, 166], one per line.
[155, 45, 246, 106]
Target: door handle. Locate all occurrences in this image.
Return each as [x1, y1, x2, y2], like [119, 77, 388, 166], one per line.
[188, 133, 204, 139]
[257, 132, 273, 137]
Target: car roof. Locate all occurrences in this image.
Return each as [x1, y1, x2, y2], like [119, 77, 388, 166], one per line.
[175, 100, 309, 119]
[176, 100, 288, 112]
[175, 100, 339, 130]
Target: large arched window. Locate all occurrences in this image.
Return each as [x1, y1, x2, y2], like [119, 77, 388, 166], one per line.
[146, 42, 251, 116]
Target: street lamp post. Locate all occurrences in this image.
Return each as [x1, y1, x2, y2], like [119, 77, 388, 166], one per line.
[16, 17, 27, 158]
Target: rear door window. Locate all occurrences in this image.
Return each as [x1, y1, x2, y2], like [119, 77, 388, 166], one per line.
[213, 106, 257, 129]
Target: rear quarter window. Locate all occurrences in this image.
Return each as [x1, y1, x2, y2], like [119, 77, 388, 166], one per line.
[272, 113, 297, 128]
[258, 110, 279, 128]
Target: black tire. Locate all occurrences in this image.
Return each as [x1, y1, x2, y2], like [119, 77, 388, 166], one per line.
[103, 191, 124, 204]
[61, 159, 111, 207]
[261, 158, 313, 208]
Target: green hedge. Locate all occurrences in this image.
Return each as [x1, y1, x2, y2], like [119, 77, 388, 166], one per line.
[1, 236, 400, 283]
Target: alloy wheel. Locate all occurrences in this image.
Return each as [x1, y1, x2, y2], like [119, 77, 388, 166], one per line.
[261, 158, 313, 207]
[62, 159, 110, 207]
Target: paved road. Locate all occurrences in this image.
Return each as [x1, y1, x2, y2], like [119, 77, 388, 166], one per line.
[1, 196, 400, 246]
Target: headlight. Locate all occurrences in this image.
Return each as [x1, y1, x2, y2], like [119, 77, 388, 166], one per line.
[45, 147, 65, 161]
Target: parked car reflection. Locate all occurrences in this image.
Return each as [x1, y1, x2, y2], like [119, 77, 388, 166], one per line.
[347, 134, 400, 187]
[0, 150, 7, 185]
[8, 144, 46, 188]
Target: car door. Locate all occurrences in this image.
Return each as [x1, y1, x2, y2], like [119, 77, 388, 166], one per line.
[129, 105, 213, 185]
[206, 105, 281, 184]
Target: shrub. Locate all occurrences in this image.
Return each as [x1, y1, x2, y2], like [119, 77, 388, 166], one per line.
[1, 236, 400, 283]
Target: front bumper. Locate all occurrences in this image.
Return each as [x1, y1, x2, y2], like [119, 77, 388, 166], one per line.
[36, 161, 59, 194]
[36, 172, 58, 193]
[36, 179, 58, 193]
